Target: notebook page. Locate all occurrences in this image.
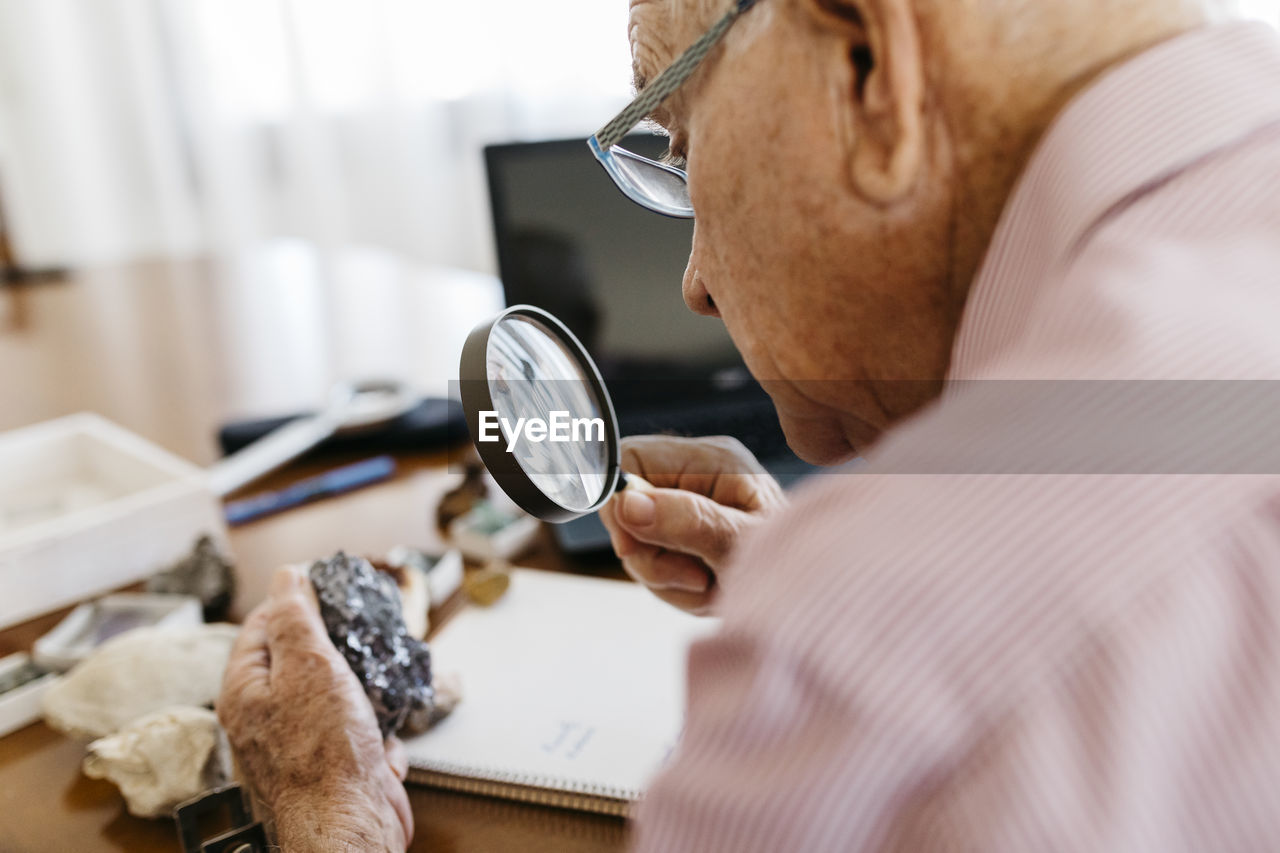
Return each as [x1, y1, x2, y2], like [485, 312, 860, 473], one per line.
[404, 569, 718, 797]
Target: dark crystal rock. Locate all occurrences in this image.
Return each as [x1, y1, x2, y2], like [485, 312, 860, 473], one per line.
[309, 552, 434, 737]
[147, 535, 236, 622]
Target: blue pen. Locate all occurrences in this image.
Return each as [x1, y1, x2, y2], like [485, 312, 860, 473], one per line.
[223, 455, 397, 526]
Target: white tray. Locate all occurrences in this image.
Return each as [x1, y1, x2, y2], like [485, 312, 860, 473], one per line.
[32, 592, 203, 672]
[0, 414, 227, 630]
[0, 653, 59, 738]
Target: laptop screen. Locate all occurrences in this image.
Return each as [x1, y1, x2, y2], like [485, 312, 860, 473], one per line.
[484, 135, 746, 388]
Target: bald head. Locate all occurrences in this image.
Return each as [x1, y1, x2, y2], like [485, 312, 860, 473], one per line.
[630, 0, 1211, 143]
[625, 0, 1213, 462]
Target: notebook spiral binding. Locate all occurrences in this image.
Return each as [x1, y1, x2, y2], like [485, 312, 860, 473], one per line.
[407, 761, 637, 818]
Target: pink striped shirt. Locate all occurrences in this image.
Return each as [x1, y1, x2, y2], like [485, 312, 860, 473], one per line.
[635, 22, 1280, 852]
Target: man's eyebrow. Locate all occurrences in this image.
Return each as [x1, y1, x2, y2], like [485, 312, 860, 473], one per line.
[631, 67, 667, 127]
[630, 55, 679, 132]
[632, 64, 649, 96]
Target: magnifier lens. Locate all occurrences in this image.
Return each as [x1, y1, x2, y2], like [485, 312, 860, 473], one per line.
[485, 315, 610, 512]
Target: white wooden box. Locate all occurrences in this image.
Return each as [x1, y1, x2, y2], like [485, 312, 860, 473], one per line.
[0, 414, 227, 630]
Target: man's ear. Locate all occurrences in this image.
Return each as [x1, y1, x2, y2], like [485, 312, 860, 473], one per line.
[800, 0, 926, 204]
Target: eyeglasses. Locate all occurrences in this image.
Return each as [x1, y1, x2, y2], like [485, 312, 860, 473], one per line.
[587, 0, 762, 219]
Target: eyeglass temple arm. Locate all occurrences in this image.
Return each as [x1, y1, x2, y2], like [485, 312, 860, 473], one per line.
[591, 0, 761, 150]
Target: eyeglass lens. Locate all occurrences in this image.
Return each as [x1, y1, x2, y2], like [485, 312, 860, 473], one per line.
[611, 147, 692, 213]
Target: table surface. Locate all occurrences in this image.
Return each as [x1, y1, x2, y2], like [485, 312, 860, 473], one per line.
[0, 243, 631, 852]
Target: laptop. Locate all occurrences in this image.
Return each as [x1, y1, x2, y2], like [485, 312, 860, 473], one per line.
[484, 134, 815, 552]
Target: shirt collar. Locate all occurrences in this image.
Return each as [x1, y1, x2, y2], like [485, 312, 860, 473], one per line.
[950, 21, 1280, 380]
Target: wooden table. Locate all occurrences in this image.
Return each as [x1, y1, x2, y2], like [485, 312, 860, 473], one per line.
[0, 243, 630, 852]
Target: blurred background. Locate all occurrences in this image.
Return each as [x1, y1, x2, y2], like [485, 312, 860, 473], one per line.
[1, 0, 1278, 275]
[0, 0, 634, 274]
[0, 0, 1278, 459]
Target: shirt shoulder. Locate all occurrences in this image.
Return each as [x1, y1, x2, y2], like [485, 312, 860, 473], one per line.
[1004, 119, 1280, 383]
[633, 468, 1280, 851]
[722, 468, 1271, 730]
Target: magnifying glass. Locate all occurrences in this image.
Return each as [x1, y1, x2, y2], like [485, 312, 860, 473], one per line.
[458, 305, 630, 522]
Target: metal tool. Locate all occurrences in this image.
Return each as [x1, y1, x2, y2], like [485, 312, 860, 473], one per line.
[207, 379, 416, 497]
[222, 455, 397, 526]
[175, 784, 266, 853]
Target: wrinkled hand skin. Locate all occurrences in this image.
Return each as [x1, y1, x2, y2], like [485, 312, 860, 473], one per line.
[218, 566, 414, 851]
[600, 436, 788, 615]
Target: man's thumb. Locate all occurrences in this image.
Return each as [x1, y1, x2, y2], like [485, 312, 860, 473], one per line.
[265, 565, 331, 660]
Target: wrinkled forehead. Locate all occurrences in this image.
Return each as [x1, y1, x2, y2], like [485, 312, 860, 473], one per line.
[627, 0, 711, 93]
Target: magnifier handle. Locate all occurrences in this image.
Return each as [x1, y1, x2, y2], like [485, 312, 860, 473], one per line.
[615, 471, 656, 494]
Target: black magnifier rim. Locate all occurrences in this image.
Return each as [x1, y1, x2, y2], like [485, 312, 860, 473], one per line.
[459, 304, 623, 523]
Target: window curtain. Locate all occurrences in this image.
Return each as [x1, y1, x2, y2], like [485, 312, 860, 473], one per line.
[0, 0, 634, 271]
[0, 1, 1277, 272]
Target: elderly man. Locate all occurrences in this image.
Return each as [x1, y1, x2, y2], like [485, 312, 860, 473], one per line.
[220, 0, 1280, 848]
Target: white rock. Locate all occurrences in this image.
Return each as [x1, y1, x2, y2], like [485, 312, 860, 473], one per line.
[378, 560, 430, 640]
[42, 624, 238, 740]
[83, 706, 231, 819]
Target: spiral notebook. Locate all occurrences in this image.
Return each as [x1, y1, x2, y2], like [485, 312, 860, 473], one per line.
[403, 569, 716, 817]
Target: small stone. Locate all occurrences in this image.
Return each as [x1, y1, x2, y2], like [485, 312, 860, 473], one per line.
[42, 624, 238, 741]
[147, 536, 236, 622]
[463, 566, 510, 607]
[309, 553, 435, 738]
[386, 545, 463, 608]
[436, 461, 487, 534]
[401, 671, 462, 736]
[83, 706, 231, 819]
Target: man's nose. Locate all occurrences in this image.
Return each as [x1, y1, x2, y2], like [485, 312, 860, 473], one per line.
[682, 229, 719, 318]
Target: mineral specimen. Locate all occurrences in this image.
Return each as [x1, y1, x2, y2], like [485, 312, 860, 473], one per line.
[42, 624, 238, 741]
[436, 460, 488, 533]
[309, 552, 435, 738]
[147, 536, 236, 622]
[83, 706, 232, 819]
[386, 545, 464, 609]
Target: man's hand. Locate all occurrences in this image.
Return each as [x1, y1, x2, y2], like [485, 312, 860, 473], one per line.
[218, 566, 413, 852]
[599, 436, 787, 615]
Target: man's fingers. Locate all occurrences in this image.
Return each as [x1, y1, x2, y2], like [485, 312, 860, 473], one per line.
[619, 543, 714, 595]
[620, 435, 779, 510]
[621, 435, 767, 480]
[222, 604, 271, 690]
[383, 771, 415, 848]
[613, 487, 752, 567]
[385, 736, 409, 782]
[218, 604, 271, 732]
[649, 585, 716, 616]
[376, 735, 414, 848]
